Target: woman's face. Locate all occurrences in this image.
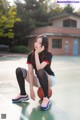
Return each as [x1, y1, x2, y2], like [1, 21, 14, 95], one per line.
[34, 37, 42, 48]
[34, 37, 44, 52]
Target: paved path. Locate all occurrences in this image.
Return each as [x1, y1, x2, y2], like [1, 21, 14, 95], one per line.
[0, 55, 80, 120]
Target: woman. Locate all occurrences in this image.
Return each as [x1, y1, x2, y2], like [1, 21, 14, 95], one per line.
[12, 35, 56, 111]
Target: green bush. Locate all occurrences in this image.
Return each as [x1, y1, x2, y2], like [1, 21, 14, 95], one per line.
[10, 45, 31, 54]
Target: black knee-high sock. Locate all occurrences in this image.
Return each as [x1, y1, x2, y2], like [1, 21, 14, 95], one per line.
[36, 69, 48, 97]
[16, 67, 27, 95]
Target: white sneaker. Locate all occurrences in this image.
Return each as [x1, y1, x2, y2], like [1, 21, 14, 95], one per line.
[12, 94, 29, 103]
[40, 97, 51, 111]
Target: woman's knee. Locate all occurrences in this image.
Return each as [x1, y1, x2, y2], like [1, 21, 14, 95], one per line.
[37, 69, 45, 76]
[16, 67, 22, 75]
[21, 68, 27, 79]
[16, 67, 27, 79]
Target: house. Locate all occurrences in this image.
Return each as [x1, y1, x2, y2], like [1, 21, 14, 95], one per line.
[27, 12, 80, 56]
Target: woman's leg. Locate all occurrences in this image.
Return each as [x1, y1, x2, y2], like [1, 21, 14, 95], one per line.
[12, 67, 29, 102]
[16, 67, 38, 94]
[16, 67, 27, 95]
[36, 69, 54, 110]
[15, 67, 54, 96]
[47, 75, 54, 87]
[25, 73, 38, 87]
[36, 69, 48, 98]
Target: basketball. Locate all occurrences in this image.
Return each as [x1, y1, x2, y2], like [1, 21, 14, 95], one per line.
[37, 87, 52, 100]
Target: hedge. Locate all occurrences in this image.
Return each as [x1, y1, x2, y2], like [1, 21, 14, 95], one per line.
[10, 45, 31, 54]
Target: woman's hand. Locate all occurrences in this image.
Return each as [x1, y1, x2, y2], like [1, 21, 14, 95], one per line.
[30, 89, 35, 100]
[35, 46, 44, 53]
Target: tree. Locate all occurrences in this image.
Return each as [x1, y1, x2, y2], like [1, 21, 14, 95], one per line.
[47, 1, 63, 17]
[0, 0, 21, 39]
[14, 0, 49, 41]
[63, 4, 75, 13]
[15, 0, 49, 27]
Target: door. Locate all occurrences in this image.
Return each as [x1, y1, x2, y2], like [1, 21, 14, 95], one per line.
[73, 39, 79, 56]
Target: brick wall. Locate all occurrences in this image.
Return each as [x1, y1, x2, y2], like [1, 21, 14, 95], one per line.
[30, 26, 80, 35]
[29, 26, 80, 56]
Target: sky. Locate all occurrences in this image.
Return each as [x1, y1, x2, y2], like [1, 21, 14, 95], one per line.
[7, 0, 80, 11]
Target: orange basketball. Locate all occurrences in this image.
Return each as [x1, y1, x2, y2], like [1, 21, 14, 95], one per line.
[37, 87, 52, 100]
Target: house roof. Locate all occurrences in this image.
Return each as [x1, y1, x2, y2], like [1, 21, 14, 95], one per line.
[49, 12, 80, 21]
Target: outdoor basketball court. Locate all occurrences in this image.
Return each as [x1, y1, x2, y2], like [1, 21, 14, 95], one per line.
[0, 55, 80, 120]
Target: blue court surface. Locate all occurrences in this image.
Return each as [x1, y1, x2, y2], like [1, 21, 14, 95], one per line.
[0, 55, 80, 120]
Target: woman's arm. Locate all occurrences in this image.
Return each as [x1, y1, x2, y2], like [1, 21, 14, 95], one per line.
[35, 51, 48, 70]
[28, 64, 35, 100]
[28, 64, 34, 90]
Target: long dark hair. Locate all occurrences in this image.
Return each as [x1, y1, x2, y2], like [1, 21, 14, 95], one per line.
[31, 35, 49, 70]
[34, 35, 48, 52]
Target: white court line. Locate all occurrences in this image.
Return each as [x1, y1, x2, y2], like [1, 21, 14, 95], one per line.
[0, 94, 29, 120]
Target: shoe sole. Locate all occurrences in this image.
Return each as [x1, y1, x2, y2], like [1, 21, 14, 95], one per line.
[40, 101, 52, 111]
[12, 97, 29, 103]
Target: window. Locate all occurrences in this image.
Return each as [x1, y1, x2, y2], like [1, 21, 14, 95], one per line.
[52, 39, 62, 48]
[63, 19, 77, 27]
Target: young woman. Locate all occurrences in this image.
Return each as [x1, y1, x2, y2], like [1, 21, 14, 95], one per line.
[12, 35, 56, 110]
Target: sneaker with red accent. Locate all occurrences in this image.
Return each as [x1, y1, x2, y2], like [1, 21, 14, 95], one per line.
[40, 97, 51, 111]
[12, 94, 29, 103]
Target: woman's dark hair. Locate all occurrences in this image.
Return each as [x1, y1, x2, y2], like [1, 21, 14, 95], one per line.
[36, 35, 48, 51]
[31, 35, 49, 71]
